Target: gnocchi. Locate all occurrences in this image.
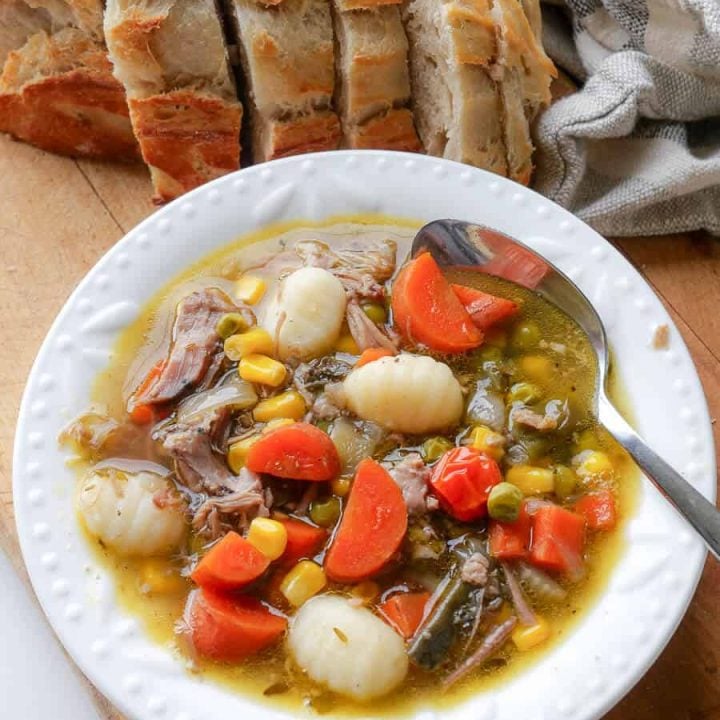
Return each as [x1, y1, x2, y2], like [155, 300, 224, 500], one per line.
[266, 267, 346, 361]
[288, 594, 408, 700]
[343, 354, 464, 433]
[77, 468, 187, 556]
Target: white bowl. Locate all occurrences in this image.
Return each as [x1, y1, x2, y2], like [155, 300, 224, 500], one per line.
[13, 151, 715, 720]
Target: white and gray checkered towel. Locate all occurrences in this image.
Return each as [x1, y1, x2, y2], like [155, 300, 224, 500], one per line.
[534, 0, 720, 237]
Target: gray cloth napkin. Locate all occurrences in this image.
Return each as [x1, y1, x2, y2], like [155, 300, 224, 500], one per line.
[533, 0, 720, 237]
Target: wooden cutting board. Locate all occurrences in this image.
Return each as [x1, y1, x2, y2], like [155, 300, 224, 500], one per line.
[0, 135, 718, 720]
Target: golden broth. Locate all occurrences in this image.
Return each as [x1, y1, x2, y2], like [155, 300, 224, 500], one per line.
[79, 216, 638, 716]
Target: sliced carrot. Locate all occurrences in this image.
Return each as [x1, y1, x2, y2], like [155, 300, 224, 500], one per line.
[391, 252, 483, 353]
[378, 591, 430, 639]
[246, 423, 341, 481]
[129, 404, 155, 425]
[573, 490, 617, 531]
[489, 502, 532, 559]
[429, 447, 502, 521]
[191, 531, 270, 591]
[187, 588, 286, 662]
[278, 518, 328, 566]
[530, 505, 585, 575]
[451, 284, 519, 332]
[325, 459, 407, 583]
[355, 347, 395, 368]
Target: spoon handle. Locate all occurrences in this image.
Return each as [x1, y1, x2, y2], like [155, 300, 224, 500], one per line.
[599, 396, 720, 560]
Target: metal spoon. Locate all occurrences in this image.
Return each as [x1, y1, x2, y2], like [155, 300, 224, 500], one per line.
[412, 219, 720, 560]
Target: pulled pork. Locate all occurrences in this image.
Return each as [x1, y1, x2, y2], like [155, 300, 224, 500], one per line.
[389, 453, 438, 515]
[134, 288, 252, 406]
[345, 300, 398, 352]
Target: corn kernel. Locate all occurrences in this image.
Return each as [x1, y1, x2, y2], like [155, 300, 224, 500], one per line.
[350, 580, 380, 604]
[468, 425, 505, 460]
[335, 333, 360, 355]
[331, 476, 352, 497]
[506, 464, 555, 495]
[138, 559, 186, 595]
[239, 354, 287, 387]
[280, 560, 327, 607]
[512, 616, 551, 651]
[227, 436, 260, 473]
[575, 450, 613, 479]
[263, 418, 296, 432]
[235, 275, 267, 305]
[247, 517, 288, 560]
[519, 355, 553, 383]
[224, 328, 274, 361]
[254, 390, 306, 422]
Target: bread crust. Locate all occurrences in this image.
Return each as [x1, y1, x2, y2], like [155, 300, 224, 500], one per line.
[104, 0, 242, 200]
[348, 108, 421, 151]
[0, 27, 137, 159]
[129, 89, 242, 203]
[258, 111, 341, 162]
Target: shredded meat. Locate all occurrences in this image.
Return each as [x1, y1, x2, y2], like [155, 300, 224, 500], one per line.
[135, 288, 251, 406]
[191, 468, 270, 536]
[461, 553, 490, 586]
[310, 382, 346, 421]
[389, 453, 436, 515]
[295, 239, 396, 302]
[158, 410, 269, 538]
[345, 300, 398, 352]
[511, 400, 566, 432]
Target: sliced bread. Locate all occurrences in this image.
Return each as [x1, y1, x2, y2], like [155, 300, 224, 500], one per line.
[332, 0, 421, 151]
[224, 0, 341, 163]
[0, 1, 137, 159]
[403, 0, 506, 173]
[104, 0, 243, 202]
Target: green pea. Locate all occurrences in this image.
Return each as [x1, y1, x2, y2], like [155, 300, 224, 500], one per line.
[521, 436, 552, 462]
[216, 312, 251, 339]
[487, 482, 524, 522]
[422, 437, 454, 463]
[511, 321, 541, 350]
[507, 382, 542, 405]
[554, 465, 577, 500]
[309, 497, 341, 528]
[362, 302, 387, 325]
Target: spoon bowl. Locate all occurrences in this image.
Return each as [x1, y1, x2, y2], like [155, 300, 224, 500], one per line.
[412, 218, 720, 560]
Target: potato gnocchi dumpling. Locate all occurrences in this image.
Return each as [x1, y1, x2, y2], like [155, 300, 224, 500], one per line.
[288, 594, 408, 700]
[343, 354, 464, 433]
[77, 468, 187, 556]
[266, 267, 346, 361]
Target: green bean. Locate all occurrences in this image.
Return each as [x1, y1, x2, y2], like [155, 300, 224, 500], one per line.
[511, 321, 541, 350]
[216, 312, 251, 339]
[553, 465, 577, 500]
[422, 436, 454, 463]
[309, 497, 341, 527]
[487, 482, 524, 521]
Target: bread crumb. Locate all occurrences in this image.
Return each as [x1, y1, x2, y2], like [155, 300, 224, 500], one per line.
[652, 324, 670, 350]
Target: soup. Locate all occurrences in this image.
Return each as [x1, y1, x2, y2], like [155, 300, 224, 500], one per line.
[61, 218, 637, 714]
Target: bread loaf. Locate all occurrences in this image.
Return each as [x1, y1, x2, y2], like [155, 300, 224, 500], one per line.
[104, 0, 243, 202]
[224, 0, 341, 163]
[403, 0, 507, 173]
[0, 0, 137, 159]
[332, 0, 421, 151]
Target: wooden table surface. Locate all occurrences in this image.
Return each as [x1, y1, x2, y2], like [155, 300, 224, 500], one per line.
[1, 135, 718, 719]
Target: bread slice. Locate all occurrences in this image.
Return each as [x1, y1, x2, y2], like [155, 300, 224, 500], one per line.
[403, 0, 506, 172]
[104, 0, 243, 202]
[224, 0, 341, 163]
[491, 0, 555, 183]
[0, 1, 137, 159]
[332, 0, 421, 151]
